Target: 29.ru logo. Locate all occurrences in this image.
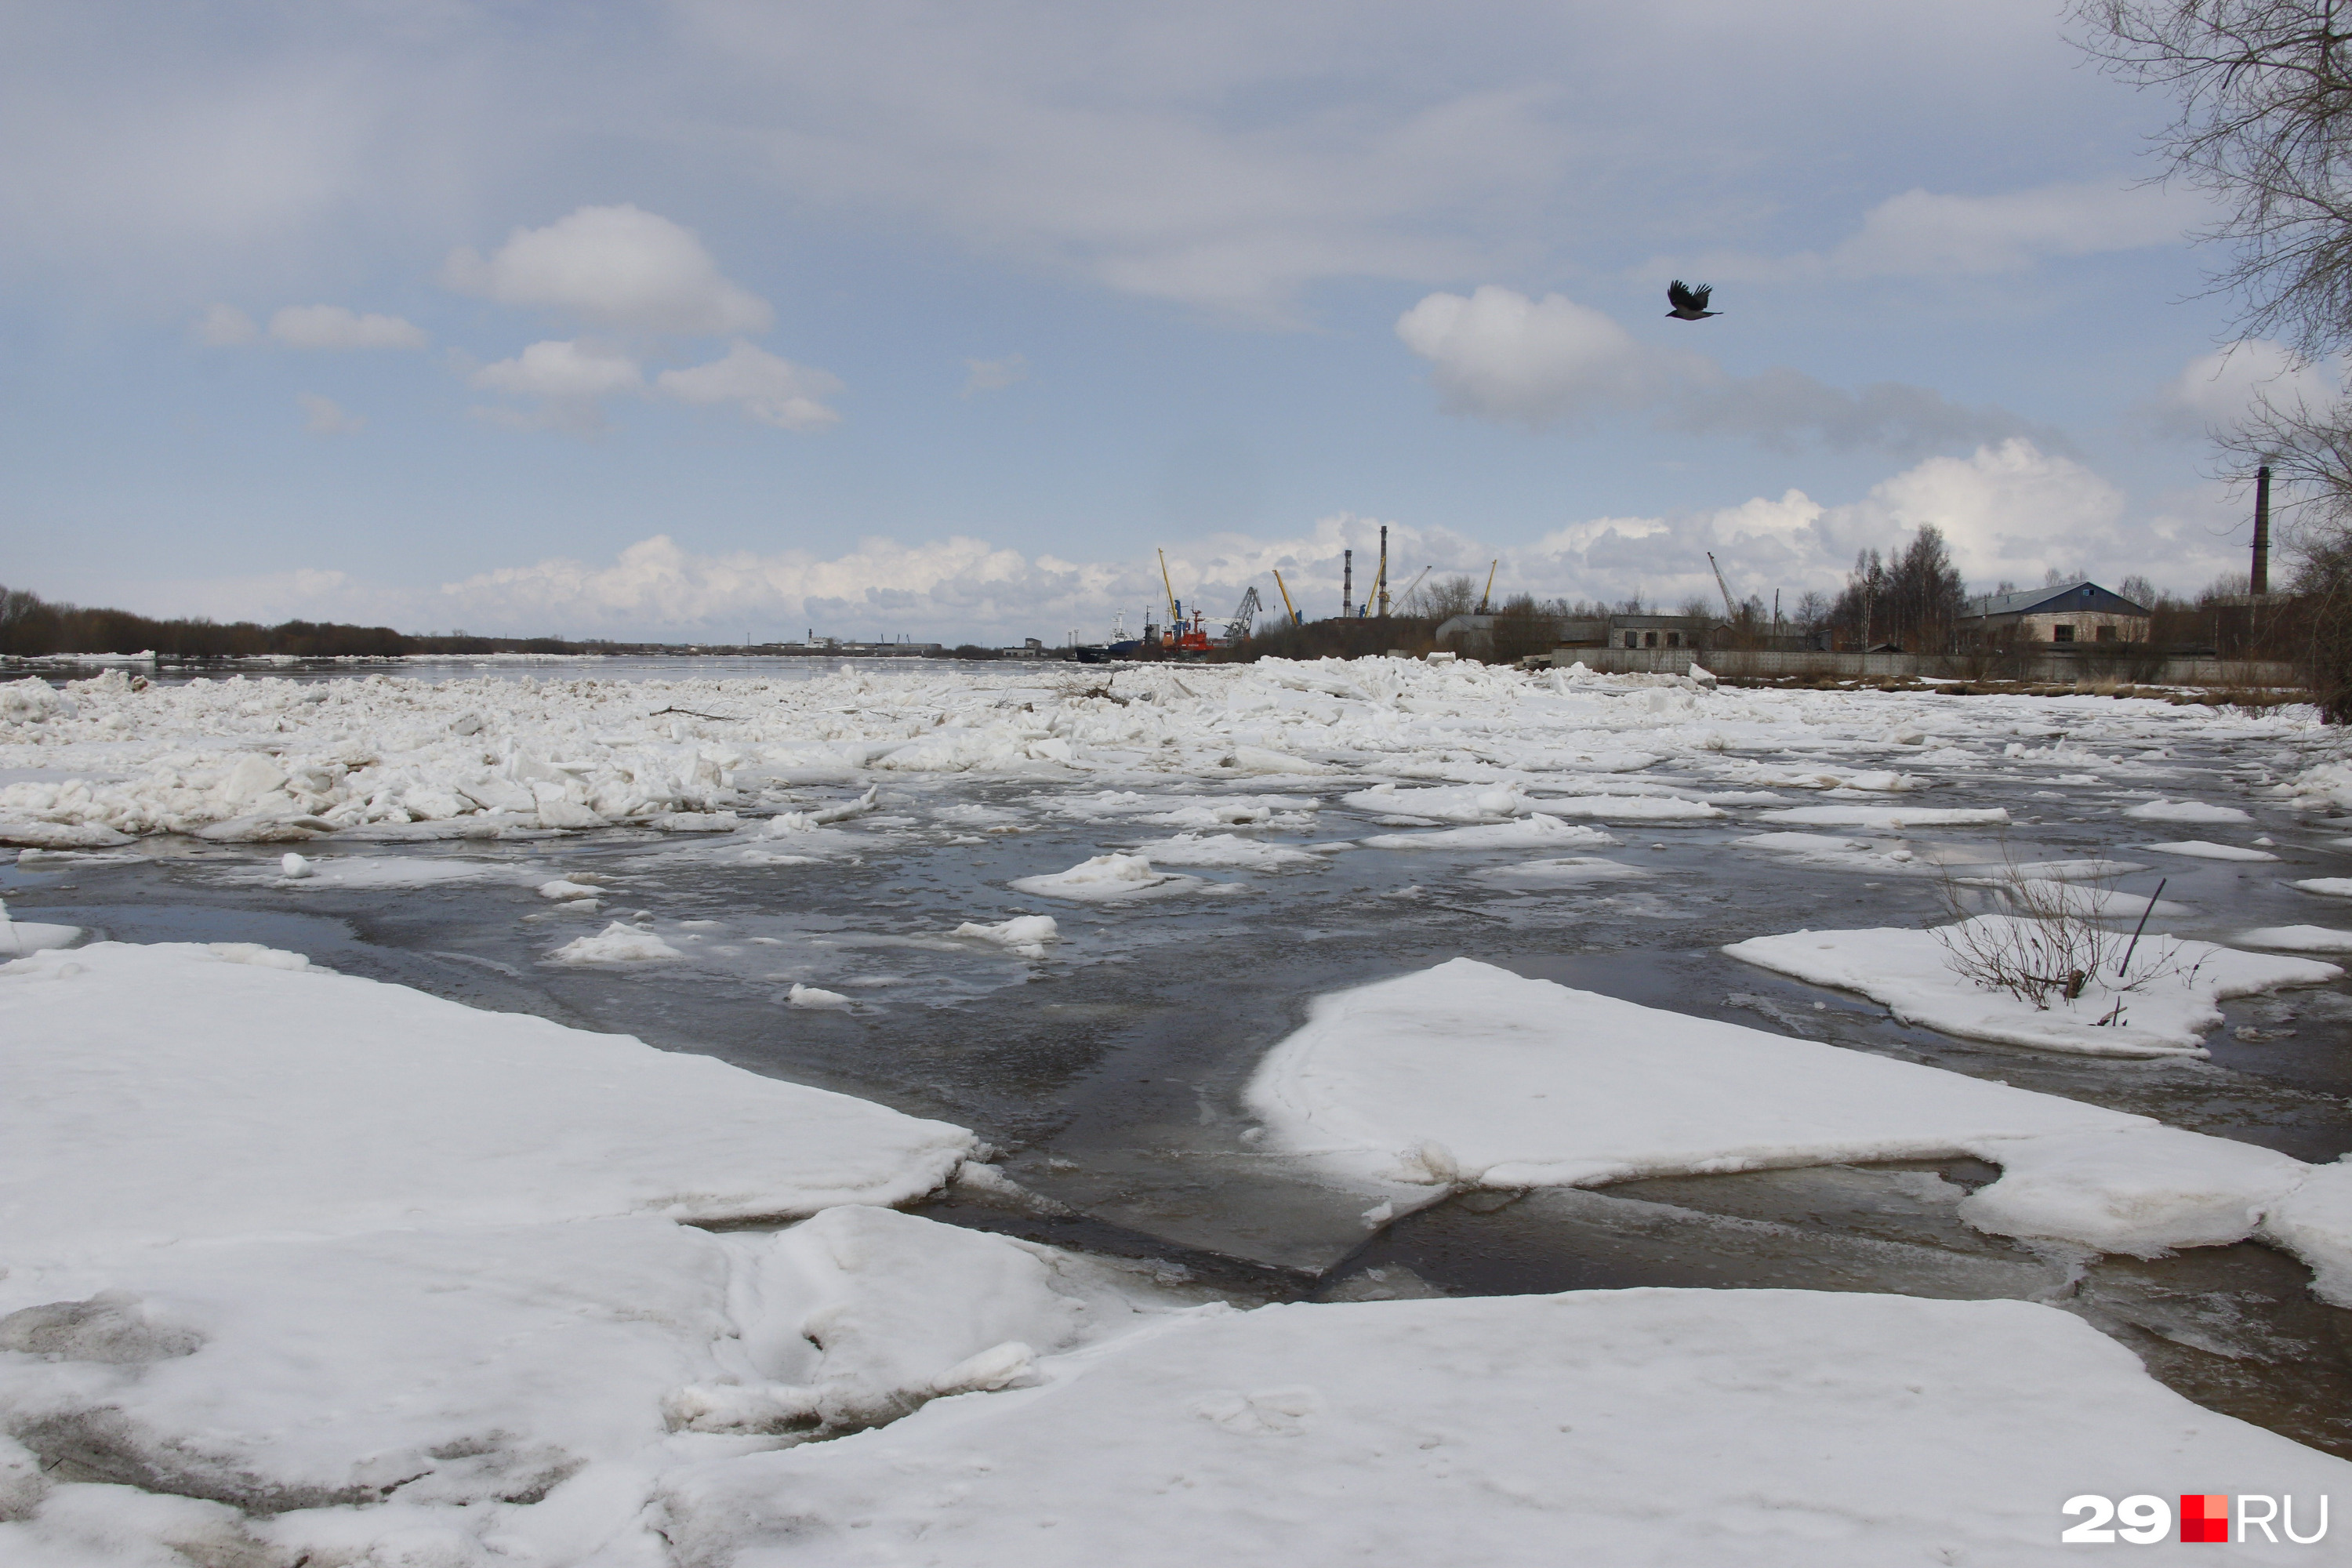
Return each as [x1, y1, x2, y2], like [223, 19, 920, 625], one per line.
[2060, 1494, 2328, 1544]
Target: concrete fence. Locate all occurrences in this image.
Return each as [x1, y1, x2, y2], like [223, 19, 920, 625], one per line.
[1553, 646, 2306, 688]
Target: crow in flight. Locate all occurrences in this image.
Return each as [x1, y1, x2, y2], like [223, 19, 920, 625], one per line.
[1666, 280, 1719, 321]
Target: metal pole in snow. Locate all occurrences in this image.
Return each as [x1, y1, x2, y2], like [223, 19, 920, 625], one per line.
[2118, 878, 2165, 978]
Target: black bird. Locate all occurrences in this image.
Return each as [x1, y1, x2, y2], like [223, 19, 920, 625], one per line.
[1666, 280, 1719, 321]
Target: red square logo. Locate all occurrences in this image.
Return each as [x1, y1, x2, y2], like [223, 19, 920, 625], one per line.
[2180, 1494, 2230, 1543]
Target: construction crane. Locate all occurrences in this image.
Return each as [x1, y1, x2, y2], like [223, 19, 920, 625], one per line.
[1156, 550, 1181, 638]
[1223, 586, 1262, 643]
[1153, 549, 1214, 654]
[1270, 568, 1303, 627]
[1393, 565, 1432, 615]
[1706, 552, 1739, 622]
[1475, 560, 1499, 615]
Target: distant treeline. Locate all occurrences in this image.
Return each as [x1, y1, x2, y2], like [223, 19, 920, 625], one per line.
[0, 585, 659, 659]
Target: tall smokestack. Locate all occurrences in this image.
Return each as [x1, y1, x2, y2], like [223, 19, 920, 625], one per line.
[1377, 525, 1389, 618]
[2252, 464, 2272, 597]
[1343, 550, 1353, 618]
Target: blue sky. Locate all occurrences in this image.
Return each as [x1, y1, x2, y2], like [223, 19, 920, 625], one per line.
[0, 1, 2316, 642]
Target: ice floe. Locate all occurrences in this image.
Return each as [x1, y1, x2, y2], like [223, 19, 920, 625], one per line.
[2142, 839, 2279, 861]
[2238, 924, 2352, 953]
[1010, 853, 1218, 902]
[0, 898, 80, 957]
[1758, 804, 2009, 829]
[652, 1288, 2352, 1567]
[1243, 958, 2352, 1290]
[1725, 919, 2336, 1057]
[0, 941, 975, 1267]
[547, 921, 685, 964]
[951, 913, 1061, 958]
[1127, 832, 1330, 869]
[2122, 797, 2252, 823]
[1358, 816, 1621, 851]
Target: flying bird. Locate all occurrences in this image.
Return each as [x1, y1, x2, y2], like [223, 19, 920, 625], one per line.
[1666, 280, 1719, 321]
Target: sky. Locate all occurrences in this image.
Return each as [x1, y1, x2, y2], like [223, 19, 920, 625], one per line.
[0, 1, 2321, 644]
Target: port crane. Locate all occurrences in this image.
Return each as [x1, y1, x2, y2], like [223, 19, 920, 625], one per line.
[1270, 568, 1303, 627]
[1153, 549, 1214, 653]
[1706, 553, 1740, 622]
[1475, 559, 1499, 614]
[1224, 585, 1262, 643]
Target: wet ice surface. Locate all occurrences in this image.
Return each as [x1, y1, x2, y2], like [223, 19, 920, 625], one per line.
[9, 665, 2352, 1459]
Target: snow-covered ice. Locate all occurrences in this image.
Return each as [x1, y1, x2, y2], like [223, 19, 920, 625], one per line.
[2293, 877, 2352, 898]
[1757, 804, 2010, 829]
[2143, 839, 2279, 862]
[2239, 924, 2352, 953]
[951, 913, 1061, 958]
[1010, 852, 1217, 902]
[1725, 919, 2336, 1057]
[1358, 815, 1621, 851]
[1127, 831, 1329, 869]
[2122, 797, 2253, 823]
[547, 921, 685, 964]
[0, 941, 975, 1266]
[1472, 855, 1650, 886]
[1243, 958, 2352, 1290]
[0, 898, 80, 957]
[1246, 958, 2138, 1194]
[654, 1288, 2352, 1568]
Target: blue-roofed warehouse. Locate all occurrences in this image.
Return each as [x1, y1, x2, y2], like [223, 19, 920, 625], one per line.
[1956, 580, 2151, 646]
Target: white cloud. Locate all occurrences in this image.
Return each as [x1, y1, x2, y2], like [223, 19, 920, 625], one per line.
[193, 303, 256, 345]
[1396, 287, 2056, 456]
[269, 303, 426, 350]
[1660, 180, 2208, 285]
[468, 339, 644, 434]
[961, 354, 1029, 396]
[1395, 287, 1684, 426]
[1829, 180, 2201, 277]
[117, 437, 2205, 641]
[1817, 440, 2126, 587]
[297, 391, 362, 436]
[470, 339, 644, 398]
[2152, 340, 2343, 436]
[442, 205, 774, 336]
[655, 342, 842, 430]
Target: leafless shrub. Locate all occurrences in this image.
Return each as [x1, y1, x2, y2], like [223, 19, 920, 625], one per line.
[1932, 851, 2202, 1017]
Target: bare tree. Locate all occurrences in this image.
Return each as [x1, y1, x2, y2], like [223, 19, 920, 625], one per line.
[1404, 573, 1481, 619]
[2077, 1, 2352, 708]
[2074, 0, 2352, 363]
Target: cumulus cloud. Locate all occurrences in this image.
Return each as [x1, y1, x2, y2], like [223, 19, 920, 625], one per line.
[122, 437, 2196, 641]
[468, 339, 645, 433]
[442, 205, 774, 336]
[192, 303, 256, 345]
[655, 342, 842, 430]
[2151, 339, 2343, 437]
[1397, 286, 2053, 457]
[297, 391, 362, 436]
[961, 354, 1029, 396]
[268, 303, 426, 350]
[1395, 287, 1690, 425]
